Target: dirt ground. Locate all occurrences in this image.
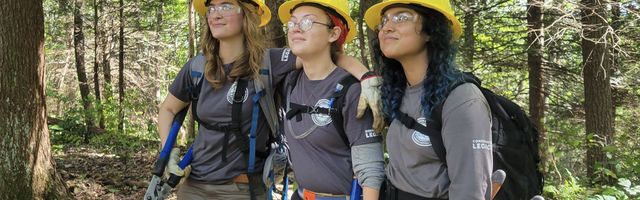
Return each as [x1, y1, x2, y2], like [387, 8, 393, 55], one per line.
[54, 146, 178, 200]
[53, 145, 291, 199]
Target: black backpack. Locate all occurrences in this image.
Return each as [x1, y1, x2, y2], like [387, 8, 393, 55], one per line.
[395, 72, 543, 200]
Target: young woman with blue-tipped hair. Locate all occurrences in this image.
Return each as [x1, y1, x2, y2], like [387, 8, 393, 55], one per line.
[364, 0, 493, 199]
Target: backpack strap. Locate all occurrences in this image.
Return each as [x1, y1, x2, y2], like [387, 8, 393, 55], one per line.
[254, 49, 279, 136]
[394, 110, 448, 165]
[328, 75, 359, 148]
[393, 73, 482, 165]
[189, 53, 205, 85]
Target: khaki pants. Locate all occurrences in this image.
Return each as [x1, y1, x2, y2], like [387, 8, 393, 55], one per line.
[177, 179, 266, 200]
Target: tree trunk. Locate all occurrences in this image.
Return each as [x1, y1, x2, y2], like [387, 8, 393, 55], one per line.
[462, 1, 475, 70]
[157, 0, 164, 33]
[0, 1, 70, 199]
[527, 0, 545, 157]
[101, 16, 112, 99]
[265, 0, 287, 48]
[188, 0, 196, 58]
[74, 0, 96, 141]
[610, 0, 622, 108]
[581, 0, 614, 185]
[357, 0, 370, 67]
[360, 0, 380, 69]
[94, 0, 105, 129]
[118, 0, 126, 134]
[184, 0, 197, 145]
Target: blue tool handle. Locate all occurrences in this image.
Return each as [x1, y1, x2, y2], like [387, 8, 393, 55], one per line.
[167, 146, 194, 187]
[350, 178, 362, 200]
[152, 108, 188, 176]
[178, 147, 193, 169]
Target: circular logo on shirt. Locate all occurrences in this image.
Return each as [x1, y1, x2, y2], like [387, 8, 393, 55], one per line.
[311, 99, 333, 126]
[226, 81, 249, 104]
[411, 117, 432, 147]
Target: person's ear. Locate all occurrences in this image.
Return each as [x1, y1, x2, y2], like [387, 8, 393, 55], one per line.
[328, 26, 341, 43]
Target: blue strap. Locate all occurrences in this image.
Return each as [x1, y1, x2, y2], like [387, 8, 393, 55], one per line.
[248, 90, 264, 173]
[327, 83, 345, 108]
[267, 172, 275, 199]
[283, 168, 289, 200]
[190, 71, 202, 78]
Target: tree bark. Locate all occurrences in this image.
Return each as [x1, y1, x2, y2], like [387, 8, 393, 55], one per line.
[0, 1, 70, 199]
[118, 0, 126, 134]
[360, 0, 380, 69]
[462, 1, 476, 70]
[527, 0, 545, 155]
[94, 0, 105, 129]
[184, 0, 197, 144]
[74, 0, 96, 141]
[265, 0, 287, 48]
[357, 1, 370, 67]
[101, 15, 112, 99]
[581, 0, 615, 185]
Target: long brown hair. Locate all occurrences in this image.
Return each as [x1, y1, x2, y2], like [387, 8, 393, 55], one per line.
[201, 0, 266, 90]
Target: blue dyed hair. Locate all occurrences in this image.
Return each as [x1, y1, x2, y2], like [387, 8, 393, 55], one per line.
[373, 4, 463, 122]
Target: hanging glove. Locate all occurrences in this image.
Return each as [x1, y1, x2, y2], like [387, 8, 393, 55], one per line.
[357, 72, 385, 133]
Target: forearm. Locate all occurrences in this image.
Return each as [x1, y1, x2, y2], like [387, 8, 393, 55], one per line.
[157, 94, 189, 149]
[362, 186, 379, 200]
[336, 55, 370, 79]
[342, 65, 368, 80]
[157, 106, 176, 149]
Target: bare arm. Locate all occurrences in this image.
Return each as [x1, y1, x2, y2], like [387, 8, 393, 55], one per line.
[157, 93, 189, 149]
[362, 187, 380, 200]
[336, 54, 369, 79]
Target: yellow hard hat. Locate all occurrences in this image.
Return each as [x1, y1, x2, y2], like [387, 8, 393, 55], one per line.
[193, 0, 272, 27]
[278, 0, 356, 43]
[364, 0, 462, 41]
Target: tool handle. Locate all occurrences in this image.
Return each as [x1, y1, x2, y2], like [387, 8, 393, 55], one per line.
[152, 108, 188, 176]
[167, 146, 194, 187]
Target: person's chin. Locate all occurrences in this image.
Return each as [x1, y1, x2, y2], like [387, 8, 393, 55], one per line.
[211, 31, 234, 39]
[382, 48, 401, 59]
[290, 45, 308, 57]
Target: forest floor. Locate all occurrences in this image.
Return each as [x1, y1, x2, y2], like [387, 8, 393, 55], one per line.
[53, 142, 178, 199]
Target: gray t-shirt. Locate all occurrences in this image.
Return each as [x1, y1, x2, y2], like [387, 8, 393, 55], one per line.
[386, 83, 493, 200]
[169, 48, 295, 184]
[283, 68, 382, 195]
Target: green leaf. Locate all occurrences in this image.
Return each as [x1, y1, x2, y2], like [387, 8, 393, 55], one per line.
[49, 124, 64, 131]
[618, 178, 631, 188]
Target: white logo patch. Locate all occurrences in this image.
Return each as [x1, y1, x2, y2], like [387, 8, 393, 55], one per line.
[412, 117, 431, 147]
[365, 129, 379, 138]
[311, 99, 332, 126]
[281, 48, 291, 62]
[226, 81, 249, 104]
[472, 139, 492, 151]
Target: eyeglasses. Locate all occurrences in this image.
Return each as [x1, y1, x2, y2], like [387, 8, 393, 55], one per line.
[206, 3, 242, 17]
[377, 12, 419, 31]
[286, 17, 332, 33]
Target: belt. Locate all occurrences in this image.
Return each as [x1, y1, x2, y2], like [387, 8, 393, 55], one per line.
[303, 189, 349, 200]
[383, 180, 446, 200]
[232, 173, 250, 184]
